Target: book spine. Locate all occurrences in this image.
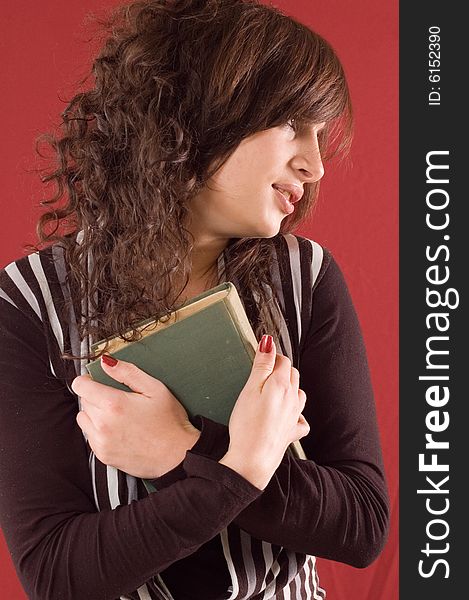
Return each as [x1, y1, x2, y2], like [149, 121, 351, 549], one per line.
[224, 285, 258, 361]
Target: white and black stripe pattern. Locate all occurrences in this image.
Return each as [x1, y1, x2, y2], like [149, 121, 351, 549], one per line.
[212, 234, 326, 600]
[72, 234, 163, 600]
[0, 232, 325, 599]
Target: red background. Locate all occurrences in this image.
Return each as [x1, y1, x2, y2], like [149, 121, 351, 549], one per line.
[0, 0, 398, 598]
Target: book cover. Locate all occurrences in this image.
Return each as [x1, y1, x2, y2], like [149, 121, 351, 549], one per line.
[86, 282, 257, 425]
[86, 281, 306, 460]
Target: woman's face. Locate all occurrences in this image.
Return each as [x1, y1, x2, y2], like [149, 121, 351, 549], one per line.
[188, 121, 326, 241]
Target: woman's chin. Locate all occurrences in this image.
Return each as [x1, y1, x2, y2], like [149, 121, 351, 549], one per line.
[245, 219, 282, 239]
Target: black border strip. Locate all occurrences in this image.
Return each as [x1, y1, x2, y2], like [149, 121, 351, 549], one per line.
[400, 3, 465, 597]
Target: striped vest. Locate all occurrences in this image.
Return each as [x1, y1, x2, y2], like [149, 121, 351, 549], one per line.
[1, 232, 326, 600]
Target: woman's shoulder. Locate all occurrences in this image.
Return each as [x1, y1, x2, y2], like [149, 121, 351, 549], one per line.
[0, 241, 69, 326]
[273, 233, 333, 293]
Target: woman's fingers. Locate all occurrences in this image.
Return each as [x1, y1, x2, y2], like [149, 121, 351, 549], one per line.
[296, 413, 310, 438]
[271, 353, 294, 383]
[99, 356, 164, 397]
[79, 397, 106, 422]
[71, 356, 165, 410]
[76, 408, 116, 465]
[264, 353, 306, 416]
[76, 407, 98, 439]
[71, 375, 119, 407]
[298, 388, 307, 412]
[72, 356, 165, 401]
[290, 366, 300, 388]
[248, 335, 277, 390]
[77, 398, 110, 436]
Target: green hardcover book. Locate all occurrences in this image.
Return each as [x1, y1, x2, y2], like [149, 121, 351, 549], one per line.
[85, 281, 306, 460]
[86, 282, 257, 426]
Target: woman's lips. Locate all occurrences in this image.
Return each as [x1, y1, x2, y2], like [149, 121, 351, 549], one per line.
[273, 186, 295, 214]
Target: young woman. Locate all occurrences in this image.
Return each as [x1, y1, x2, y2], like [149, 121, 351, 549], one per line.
[0, 1, 389, 598]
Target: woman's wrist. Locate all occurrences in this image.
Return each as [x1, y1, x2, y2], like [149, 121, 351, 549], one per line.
[219, 449, 270, 491]
[152, 425, 201, 478]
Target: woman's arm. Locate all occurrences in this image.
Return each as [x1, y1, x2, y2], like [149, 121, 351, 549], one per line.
[233, 252, 390, 566]
[0, 298, 262, 600]
[152, 253, 390, 568]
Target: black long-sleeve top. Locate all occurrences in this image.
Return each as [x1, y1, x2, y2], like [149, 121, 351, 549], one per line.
[0, 232, 389, 600]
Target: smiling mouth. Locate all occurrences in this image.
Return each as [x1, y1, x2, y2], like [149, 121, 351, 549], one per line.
[273, 186, 295, 215]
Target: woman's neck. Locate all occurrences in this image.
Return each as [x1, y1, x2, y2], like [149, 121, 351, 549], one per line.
[176, 233, 230, 302]
[185, 215, 230, 283]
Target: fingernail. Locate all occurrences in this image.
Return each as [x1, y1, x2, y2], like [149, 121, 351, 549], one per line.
[259, 334, 273, 353]
[102, 354, 118, 367]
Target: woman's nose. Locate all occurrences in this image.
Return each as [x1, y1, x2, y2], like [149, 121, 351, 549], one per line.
[297, 149, 324, 183]
[291, 137, 324, 183]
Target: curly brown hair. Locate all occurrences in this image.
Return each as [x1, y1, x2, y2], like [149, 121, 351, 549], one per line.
[26, 0, 352, 361]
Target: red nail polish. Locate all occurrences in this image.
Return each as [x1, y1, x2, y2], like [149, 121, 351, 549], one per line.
[259, 335, 273, 353]
[101, 354, 118, 367]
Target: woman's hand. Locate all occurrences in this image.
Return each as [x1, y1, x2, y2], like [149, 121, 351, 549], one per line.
[220, 335, 309, 490]
[71, 358, 201, 478]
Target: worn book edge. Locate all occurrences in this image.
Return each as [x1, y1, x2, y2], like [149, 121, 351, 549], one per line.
[90, 282, 239, 355]
[88, 280, 307, 461]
